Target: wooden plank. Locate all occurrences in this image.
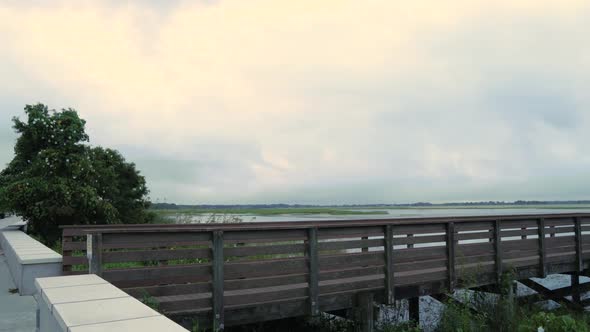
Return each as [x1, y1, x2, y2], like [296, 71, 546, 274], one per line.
[394, 258, 447, 273]
[395, 269, 447, 286]
[394, 224, 446, 234]
[102, 264, 211, 284]
[545, 237, 575, 249]
[224, 229, 306, 242]
[320, 266, 384, 281]
[318, 226, 384, 239]
[158, 293, 211, 312]
[447, 222, 456, 290]
[102, 232, 210, 246]
[124, 282, 211, 298]
[394, 246, 447, 263]
[212, 230, 224, 331]
[384, 225, 394, 305]
[456, 242, 495, 256]
[456, 232, 491, 241]
[319, 252, 384, 270]
[319, 239, 383, 252]
[545, 218, 575, 227]
[224, 285, 308, 307]
[501, 229, 538, 237]
[62, 235, 73, 272]
[538, 218, 546, 277]
[102, 248, 211, 263]
[307, 227, 319, 316]
[225, 243, 305, 258]
[502, 238, 538, 251]
[63, 241, 86, 251]
[224, 258, 308, 279]
[223, 297, 308, 327]
[226, 274, 307, 292]
[455, 221, 493, 232]
[394, 234, 446, 245]
[320, 275, 384, 295]
[494, 219, 502, 282]
[62, 255, 87, 266]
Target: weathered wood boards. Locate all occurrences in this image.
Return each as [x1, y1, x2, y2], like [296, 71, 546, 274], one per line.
[60, 213, 590, 328]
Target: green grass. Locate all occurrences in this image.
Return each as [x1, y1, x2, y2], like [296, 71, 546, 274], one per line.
[359, 204, 590, 210]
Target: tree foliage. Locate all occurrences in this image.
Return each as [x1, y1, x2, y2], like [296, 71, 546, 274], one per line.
[0, 103, 152, 245]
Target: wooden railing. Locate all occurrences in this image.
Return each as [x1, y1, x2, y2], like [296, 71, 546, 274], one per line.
[61, 213, 590, 329]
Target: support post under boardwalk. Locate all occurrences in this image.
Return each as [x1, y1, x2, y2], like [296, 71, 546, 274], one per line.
[409, 297, 419, 326]
[212, 231, 225, 331]
[538, 218, 546, 278]
[573, 217, 583, 304]
[384, 225, 394, 305]
[307, 227, 320, 316]
[494, 219, 502, 283]
[446, 222, 456, 291]
[356, 292, 374, 332]
[87, 233, 103, 276]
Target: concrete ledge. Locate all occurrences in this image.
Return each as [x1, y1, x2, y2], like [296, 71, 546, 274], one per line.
[36, 274, 187, 332]
[0, 230, 62, 295]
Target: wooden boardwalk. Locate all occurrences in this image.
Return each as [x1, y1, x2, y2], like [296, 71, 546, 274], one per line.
[61, 213, 590, 330]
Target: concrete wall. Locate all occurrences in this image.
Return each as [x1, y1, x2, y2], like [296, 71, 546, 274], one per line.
[0, 230, 62, 295]
[36, 274, 188, 332]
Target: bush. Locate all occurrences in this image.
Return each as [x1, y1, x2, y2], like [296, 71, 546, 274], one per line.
[517, 312, 589, 332]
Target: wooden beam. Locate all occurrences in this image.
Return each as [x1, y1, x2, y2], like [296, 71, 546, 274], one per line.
[212, 231, 225, 331]
[384, 225, 394, 305]
[519, 278, 582, 310]
[307, 227, 319, 316]
[408, 296, 420, 325]
[87, 233, 102, 276]
[447, 222, 456, 291]
[494, 219, 502, 283]
[538, 218, 546, 278]
[575, 217, 583, 273]
[356, 292, 374, 332]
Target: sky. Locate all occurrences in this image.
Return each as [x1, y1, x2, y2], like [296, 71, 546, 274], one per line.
[1, 0, 589, 204]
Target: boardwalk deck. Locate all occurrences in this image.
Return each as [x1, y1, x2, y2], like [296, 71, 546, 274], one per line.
[61, 213, 590, 329]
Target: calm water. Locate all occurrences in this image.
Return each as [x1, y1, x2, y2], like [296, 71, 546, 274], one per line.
[174, 207, 590, 223]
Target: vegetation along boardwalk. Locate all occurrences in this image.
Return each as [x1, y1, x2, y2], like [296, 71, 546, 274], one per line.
[61, 213, 590, 330]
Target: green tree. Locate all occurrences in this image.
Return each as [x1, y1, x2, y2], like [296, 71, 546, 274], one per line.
[0, 103, 152, 245]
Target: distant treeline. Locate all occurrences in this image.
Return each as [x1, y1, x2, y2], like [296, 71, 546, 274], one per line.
[150, 200, 590, 210]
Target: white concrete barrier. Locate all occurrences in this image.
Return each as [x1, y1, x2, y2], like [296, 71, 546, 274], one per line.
[0, 230, 62, 295]
[36, 274, 188, 332]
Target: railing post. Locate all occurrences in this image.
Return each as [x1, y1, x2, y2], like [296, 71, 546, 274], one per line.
[575, 217, 583, 273]
[361, 236, 369, 253]
[573, 217, 582, 304]
[87, 233, 102, 276]
[307, 227, 319, 316]
[537, 218, 546, 278]
[407, 234, 414, 249]
[212, 231, 225, 331]
[62, 234, 72, 273]
[494, 219, 502, 283]
[446, 222, 456, 291]
[384, 225, 394, 305]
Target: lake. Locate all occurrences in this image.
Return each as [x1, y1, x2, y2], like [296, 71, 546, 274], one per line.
[168, 207, 590, 223]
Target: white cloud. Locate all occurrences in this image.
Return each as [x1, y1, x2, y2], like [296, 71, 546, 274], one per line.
[0, 0, 589, 203]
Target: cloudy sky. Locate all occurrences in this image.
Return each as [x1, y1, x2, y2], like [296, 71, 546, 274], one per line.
[1, 1, 589, 204]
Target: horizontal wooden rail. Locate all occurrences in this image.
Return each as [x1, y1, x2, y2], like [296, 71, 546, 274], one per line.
[61, 213, 590, 329]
